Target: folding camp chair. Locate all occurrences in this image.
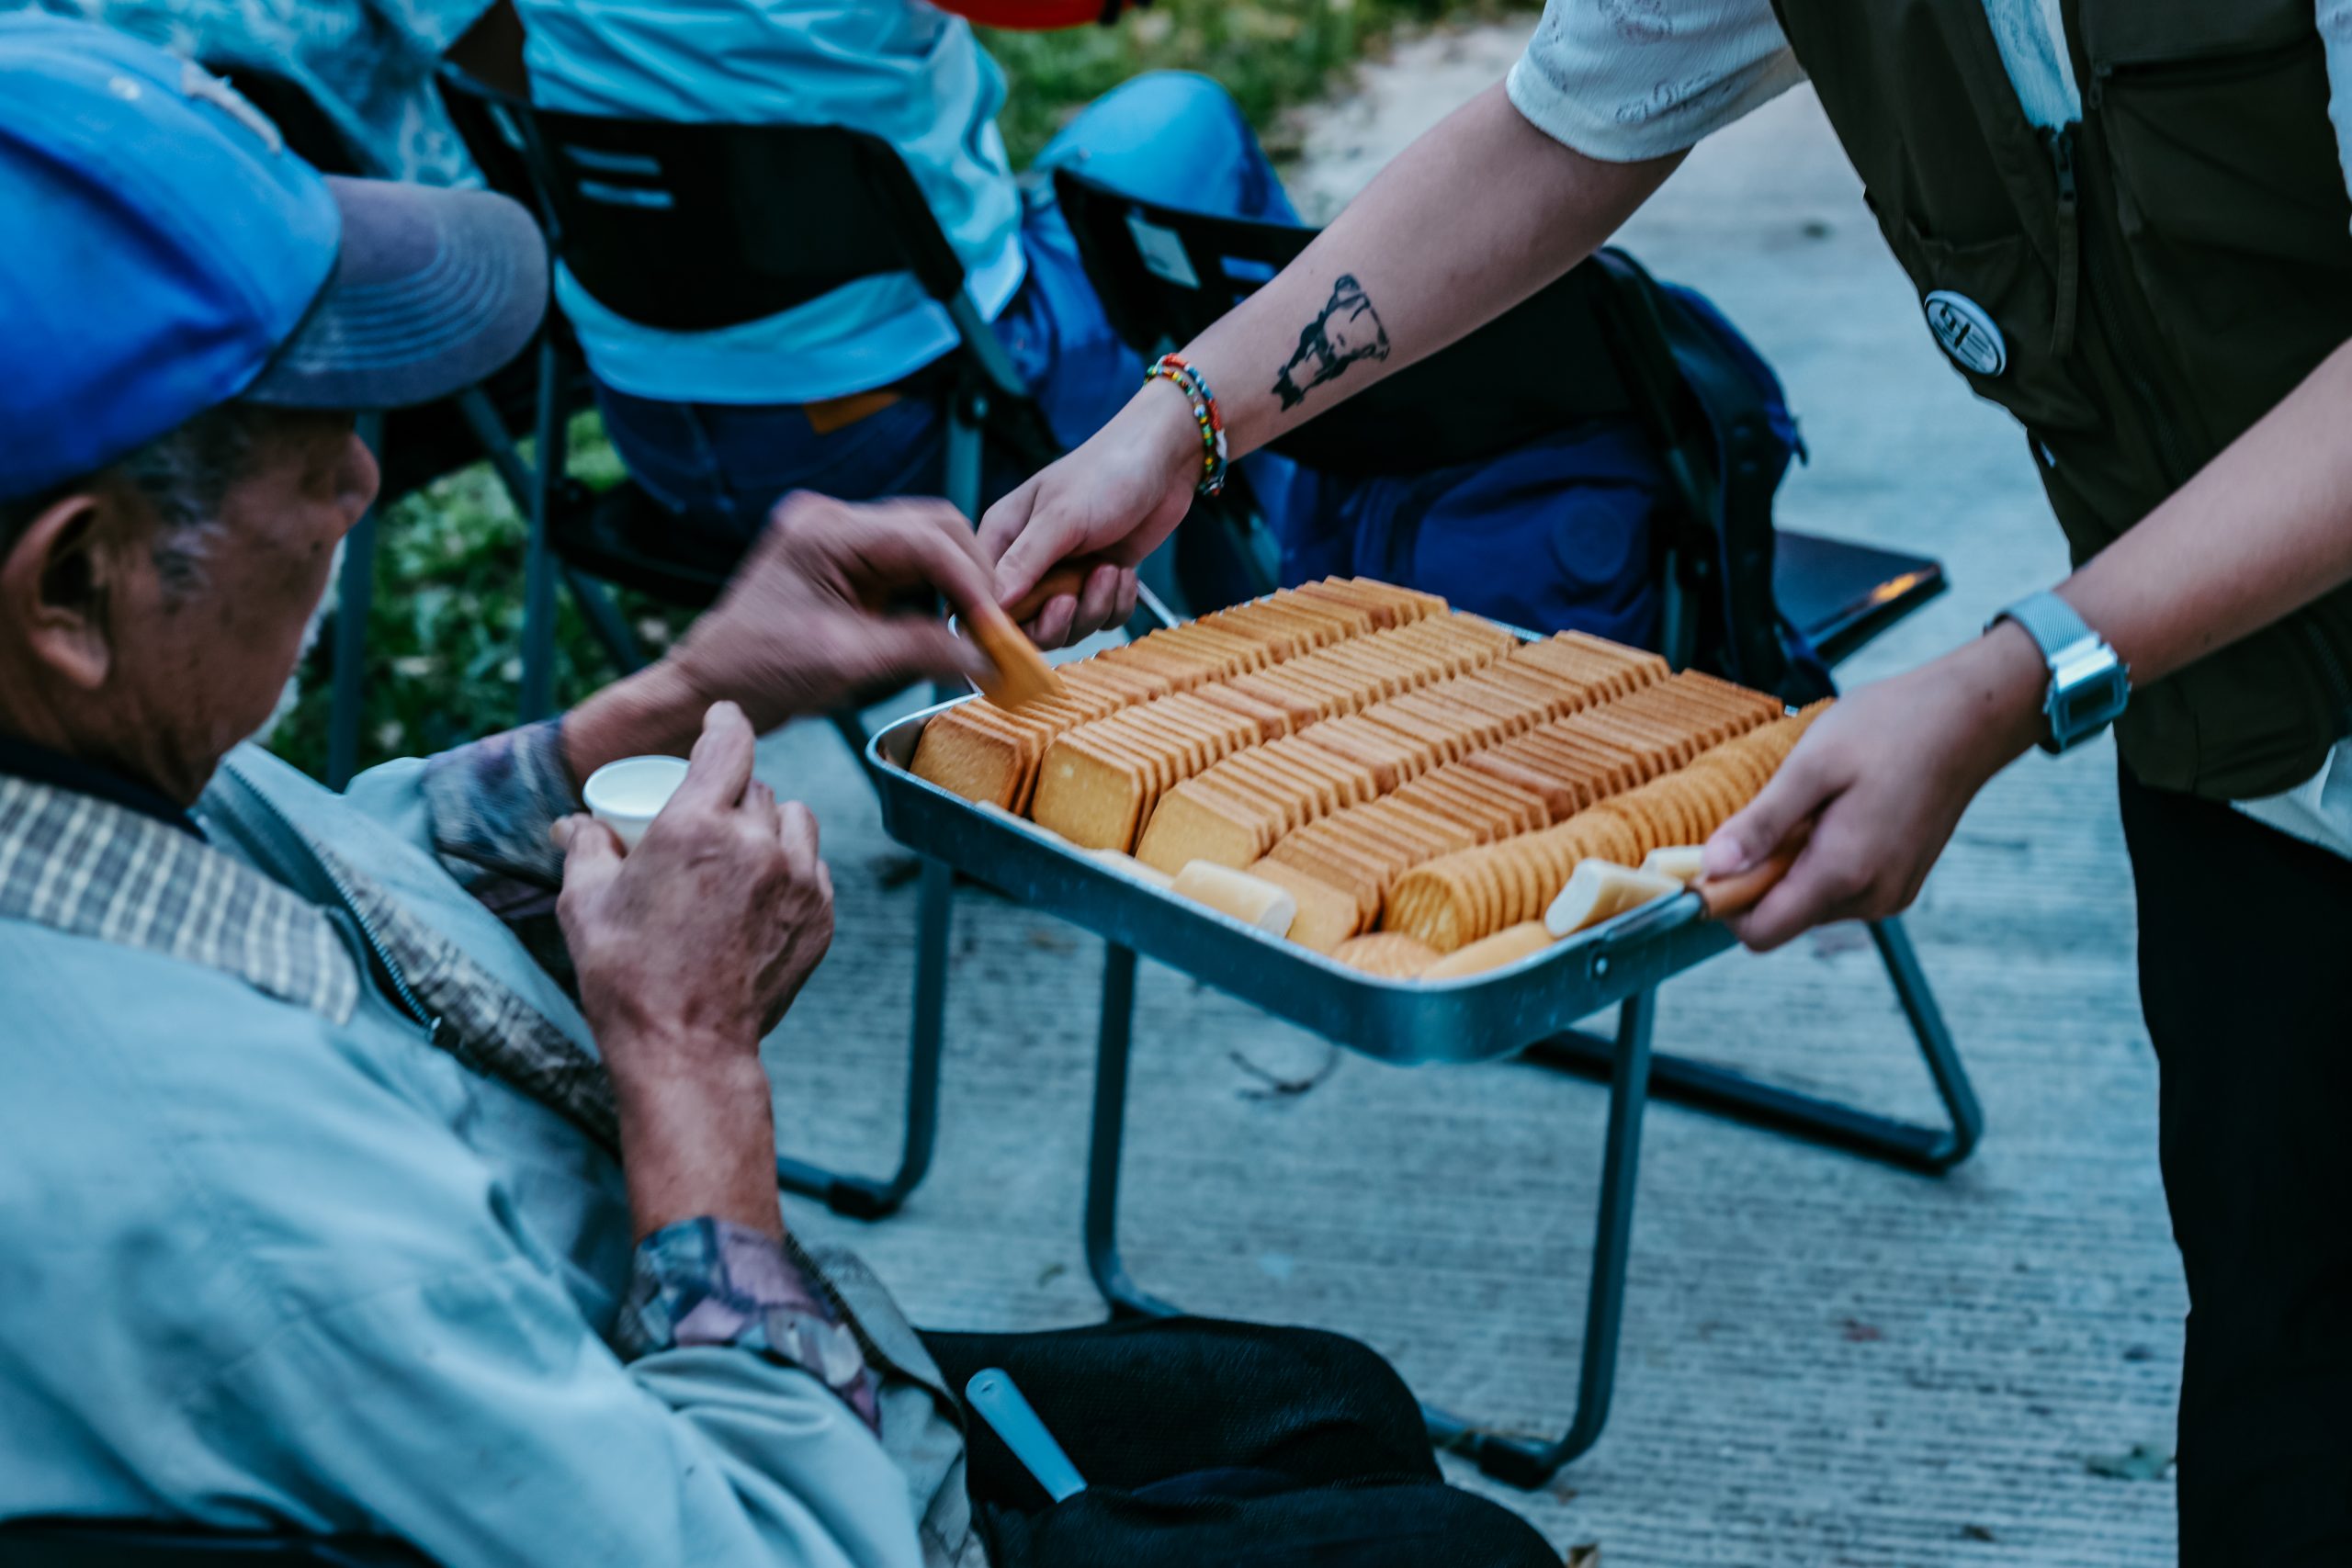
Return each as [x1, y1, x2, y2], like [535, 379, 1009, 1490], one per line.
[1048, 169, 1981, 1484]
[435, 65, 1069, 1217]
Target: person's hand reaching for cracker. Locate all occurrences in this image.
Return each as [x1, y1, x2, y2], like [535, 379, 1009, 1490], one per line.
[667, 491, 1001, 725]
[560, 489, 1069, 795]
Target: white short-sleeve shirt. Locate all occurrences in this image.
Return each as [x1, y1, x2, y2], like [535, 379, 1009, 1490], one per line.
[1509, 0, 2352, 178]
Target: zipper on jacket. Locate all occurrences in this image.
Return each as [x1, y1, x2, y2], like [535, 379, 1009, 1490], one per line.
[2043, 127, 2080, 358]
[2046, 123, 2191, 491]
[211, 764, 445, 1039]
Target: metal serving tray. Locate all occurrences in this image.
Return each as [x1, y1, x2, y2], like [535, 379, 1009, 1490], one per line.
[866, 694, 1739, 1067]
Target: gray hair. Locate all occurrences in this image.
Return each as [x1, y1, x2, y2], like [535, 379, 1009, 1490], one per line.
[0, 402, 284, 594]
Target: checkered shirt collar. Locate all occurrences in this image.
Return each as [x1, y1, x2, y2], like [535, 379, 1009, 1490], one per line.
[0, 773, 360, 1022]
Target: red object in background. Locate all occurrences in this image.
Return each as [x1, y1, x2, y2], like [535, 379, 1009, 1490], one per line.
[930, 0, 1132, 28]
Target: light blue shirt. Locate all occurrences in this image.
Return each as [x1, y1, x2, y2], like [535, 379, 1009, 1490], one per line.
[515, 0, 1028, 404]
[1981, 0, 2079, 130]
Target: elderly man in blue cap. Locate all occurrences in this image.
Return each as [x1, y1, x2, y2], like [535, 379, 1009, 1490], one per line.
[0, 17, 1566, 1567]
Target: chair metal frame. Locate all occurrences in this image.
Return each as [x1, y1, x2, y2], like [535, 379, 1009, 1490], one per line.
[1047, 172, 1983, 1485]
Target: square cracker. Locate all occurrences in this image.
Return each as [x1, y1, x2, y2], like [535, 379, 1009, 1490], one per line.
[1264, 838, 1383, 925]
[1294, 579, 1408, 629]
[1135, 784, 1274, 873]
[1266, 586, 1379, 637]
[910, 710, 1025, 808]
[1248, 859, 1363, 952]
[1032, 731, 1152, 851]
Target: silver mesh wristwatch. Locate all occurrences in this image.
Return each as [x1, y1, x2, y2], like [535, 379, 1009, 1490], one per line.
[1988, 591, 2131, 755]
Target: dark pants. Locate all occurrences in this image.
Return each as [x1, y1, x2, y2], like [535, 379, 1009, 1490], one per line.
[921, 1318, 1558, 1568]
[2118, 767, 2352, 1562]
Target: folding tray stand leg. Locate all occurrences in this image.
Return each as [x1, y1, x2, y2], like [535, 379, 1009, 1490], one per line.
[774, 850, 952, 1219]
[1613, 556, 1984, 1174]
[1083, 942, 1665, 1488]
[1523, 916, 1982, 1174]
[1078, 917, 1982, 1488]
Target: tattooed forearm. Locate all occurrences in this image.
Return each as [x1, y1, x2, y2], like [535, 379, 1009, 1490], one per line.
[1272, 274, 1391, 411]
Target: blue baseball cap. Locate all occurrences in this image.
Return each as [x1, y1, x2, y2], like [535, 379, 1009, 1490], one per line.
[0, 14, 549, 502]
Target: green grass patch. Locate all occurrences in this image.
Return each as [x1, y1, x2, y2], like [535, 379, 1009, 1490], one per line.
[984, 0, 1508, 166]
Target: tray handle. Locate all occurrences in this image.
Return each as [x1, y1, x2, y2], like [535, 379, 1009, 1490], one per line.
[1582, 825, 1809, 977]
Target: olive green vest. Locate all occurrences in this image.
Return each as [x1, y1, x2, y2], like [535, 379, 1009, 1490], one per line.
[1769, 0, 2352, 797]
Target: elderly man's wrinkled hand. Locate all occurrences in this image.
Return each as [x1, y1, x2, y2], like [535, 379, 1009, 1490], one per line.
[666, 491, 1001, 725]
[554, 702, 834, 1088]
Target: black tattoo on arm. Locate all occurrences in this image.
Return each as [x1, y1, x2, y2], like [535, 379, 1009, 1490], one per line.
[1272, 274, 1391, 411]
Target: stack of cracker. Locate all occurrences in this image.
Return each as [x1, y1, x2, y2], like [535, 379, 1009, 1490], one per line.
[1247, 669, 1772, 951]
[908, 574, 1826, 986]
[1027, 611, 1520, 852]
[1381, 703, 1823, 957]
[909, 577, 1444, 812]
[1126, 627, 1630, 873]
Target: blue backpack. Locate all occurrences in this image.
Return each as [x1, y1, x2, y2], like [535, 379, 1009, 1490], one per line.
[1255, 251, 1833, 703]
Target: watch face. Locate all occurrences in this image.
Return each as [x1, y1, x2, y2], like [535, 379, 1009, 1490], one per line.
[2046, 647, 2130, 749]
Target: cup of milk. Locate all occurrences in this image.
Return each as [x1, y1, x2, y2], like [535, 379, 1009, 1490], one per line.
[582, 754, 690, 849]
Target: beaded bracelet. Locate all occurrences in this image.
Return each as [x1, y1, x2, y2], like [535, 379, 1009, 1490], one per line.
[1145, 352, 1229, 497]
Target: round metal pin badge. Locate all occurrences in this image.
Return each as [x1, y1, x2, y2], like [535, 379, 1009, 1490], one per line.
[1924, 289, 2007, 377]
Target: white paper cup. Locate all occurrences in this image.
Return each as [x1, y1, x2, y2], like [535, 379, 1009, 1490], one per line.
[582, 754, 690, 850]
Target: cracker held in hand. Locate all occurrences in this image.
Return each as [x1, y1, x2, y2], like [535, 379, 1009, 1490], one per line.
[965, 600, 1066, 709]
